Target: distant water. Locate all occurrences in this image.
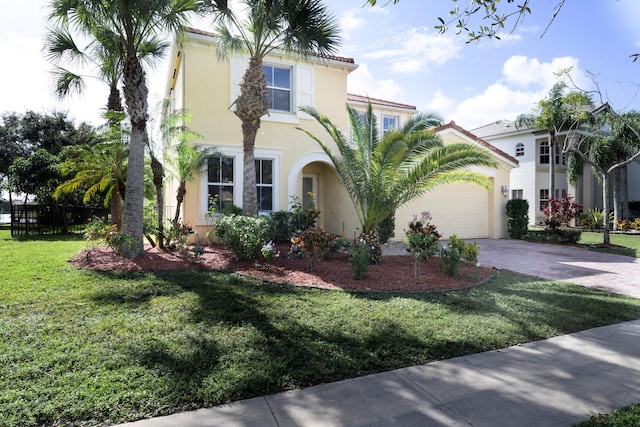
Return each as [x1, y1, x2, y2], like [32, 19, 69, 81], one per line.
[0, 214, 10, 224]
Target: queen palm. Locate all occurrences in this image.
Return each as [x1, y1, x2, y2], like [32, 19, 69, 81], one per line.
[207, 0, 340, 216]
[49, 0, 200, 256]
[299, 103, 498, 248]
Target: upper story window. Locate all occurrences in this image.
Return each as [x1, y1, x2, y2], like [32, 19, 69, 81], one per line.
[539, 141, 550, 165]
[555, 144, 566, 165]
[263, 64, 291, 112]
[382, 115, 398, 136]
[515, 143, 524, 157]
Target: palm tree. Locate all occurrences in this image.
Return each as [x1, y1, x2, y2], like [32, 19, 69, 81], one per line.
[165, 141, 211, 225]
[207, 0, 340, 216]
[299, 103, 498, 245]
[566, 110, 640, 242]
[54, 129, 128, 225]
[49, 0, 200, 256]
[515, 82, 593, 199]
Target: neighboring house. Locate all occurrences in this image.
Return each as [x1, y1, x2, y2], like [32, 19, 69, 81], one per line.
[473, 120, 640, 225]
[163, 27, 517, 240]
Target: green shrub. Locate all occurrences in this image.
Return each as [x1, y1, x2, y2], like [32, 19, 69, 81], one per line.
[222, 203, 243, 216]
[439, 246, 461, 276]
[267, 210, 296, 243]
[524, 229, 582, 244]
[579, 208, 610, 230]
[215, 215, 269, 261]
[505, 198, 529, 239]
[404, 212, 441, 279]
[348, 240, 370, 280]
[448, 234, 480, 265]
[290, 194, 320, 232]
[261, 240, 279, 263]
[376, 213, 395, 244]
[291, 227, 335, 271]
[84, 216, 137, 256]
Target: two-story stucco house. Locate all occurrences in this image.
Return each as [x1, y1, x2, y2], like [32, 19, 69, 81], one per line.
[473, 120, 640, 225]
[163, 27, 517, 241]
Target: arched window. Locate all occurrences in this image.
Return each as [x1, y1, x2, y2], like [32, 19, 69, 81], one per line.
[539, 141, 550, 164]
[515, 143, 524, 157]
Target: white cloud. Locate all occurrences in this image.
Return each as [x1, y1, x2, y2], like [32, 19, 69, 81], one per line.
[347, 63, 403, 101]
[364, 27, 461, 74]
[421, 90, 457, 118]
[502, 55, 581, 88]
[340, 9, 366, 32]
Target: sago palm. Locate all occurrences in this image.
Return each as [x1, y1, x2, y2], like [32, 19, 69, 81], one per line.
[299, 103, 498, 240]
[49, 0, 200, 256]
[206, 0, 340, 216]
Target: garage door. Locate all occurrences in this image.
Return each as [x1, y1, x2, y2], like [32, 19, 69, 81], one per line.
[395, 182, 489, 239]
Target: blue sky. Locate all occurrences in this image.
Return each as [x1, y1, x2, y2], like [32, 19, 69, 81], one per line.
[2, 0, 640, 130]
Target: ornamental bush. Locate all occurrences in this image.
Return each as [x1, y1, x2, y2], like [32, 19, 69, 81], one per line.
[291, 226, 335, 271]
[505, 198, 529, 239]
[404, 211, 441, 279]
[215, 215, 270, 261]
[543, 194, 579, 232]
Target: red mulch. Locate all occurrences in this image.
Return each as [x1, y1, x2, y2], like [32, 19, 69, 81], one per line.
[70, 243, 495, 292]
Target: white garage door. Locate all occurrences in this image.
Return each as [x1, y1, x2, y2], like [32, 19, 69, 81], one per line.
[395, 182, 489, 239]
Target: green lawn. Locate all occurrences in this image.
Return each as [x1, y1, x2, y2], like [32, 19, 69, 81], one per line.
[579, 231, 640, 257]
[3, 225, 640, 426]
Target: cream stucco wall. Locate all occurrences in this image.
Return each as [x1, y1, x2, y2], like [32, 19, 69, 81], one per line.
[165, 31, 356, 238]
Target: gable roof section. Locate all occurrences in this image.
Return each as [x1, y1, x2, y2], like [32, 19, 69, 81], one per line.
[347, 93, 417, 112]
[434, 121, 518, 167]
[182, 26, 356, 65]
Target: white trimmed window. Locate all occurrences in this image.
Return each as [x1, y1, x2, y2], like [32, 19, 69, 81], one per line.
[255, 158, 274, 213]
[382, 115, 398, 136]
[515, 143, 524, 157]
[539, 141, 550, 164]
[540, 189, 549, 211]
[208, 156, 235, 211]
[511, 189, 523, 199]
[263, 64, 292, 112]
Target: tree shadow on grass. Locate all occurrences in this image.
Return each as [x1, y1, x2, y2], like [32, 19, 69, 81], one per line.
[83, 268, 640, 424]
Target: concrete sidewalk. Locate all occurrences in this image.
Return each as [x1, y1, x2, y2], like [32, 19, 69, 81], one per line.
[120, 320, 640, 426]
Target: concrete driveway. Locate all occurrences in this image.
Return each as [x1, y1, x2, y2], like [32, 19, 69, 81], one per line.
[476, 239, 640, 298]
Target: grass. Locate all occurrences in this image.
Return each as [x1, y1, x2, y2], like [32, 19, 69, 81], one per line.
[3, 224, 640, 426]
[578, 231, 640, 258]
[576, 404, 640, 426]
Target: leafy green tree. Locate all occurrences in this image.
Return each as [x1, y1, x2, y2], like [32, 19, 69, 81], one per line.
[299, 103, 497, 250]
[566, 110, 640, 242]
[8, 149, 64, 204]
[205, 0, 340, 216]
[49, 0, 200, 256]
[515, 81, 593, 200]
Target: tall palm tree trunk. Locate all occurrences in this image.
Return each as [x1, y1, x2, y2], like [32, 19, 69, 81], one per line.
[549, 134, 556, 199]
[173, 182, 186, 225]
[234, 56, 269, 217]
[150, 154, 165, 248]
[121, 53, 148, 257]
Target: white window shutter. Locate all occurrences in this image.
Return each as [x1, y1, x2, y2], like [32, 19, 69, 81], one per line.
[296, 65, 314, 119]
[229, 55, 249, 110]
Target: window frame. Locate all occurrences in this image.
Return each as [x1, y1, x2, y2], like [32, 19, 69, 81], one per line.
[382, 115, 399, 136]
[539, 189, 549, 211]
[255, 158, 274, 214]
[207, 155, 236, 212]
[263, 64, 292, 113]
[515, 142, 524, 157]
[539, 141, 550, 165]
[511, 189, 524, 199]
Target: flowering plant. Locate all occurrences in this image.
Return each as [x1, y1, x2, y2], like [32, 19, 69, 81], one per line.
[543, 194, 579, 232]
[261, 240, 279, 263]
[404, 211, 441, 279]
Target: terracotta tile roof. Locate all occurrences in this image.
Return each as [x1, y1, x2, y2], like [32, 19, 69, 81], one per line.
[182, 27, 355, 64]
[347, 93, 417, 111]
[433, 121, 519, 166]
